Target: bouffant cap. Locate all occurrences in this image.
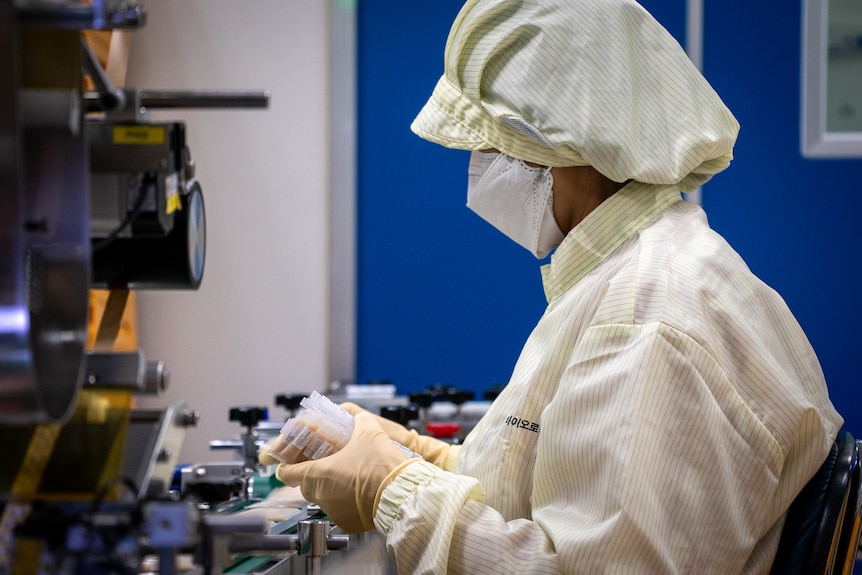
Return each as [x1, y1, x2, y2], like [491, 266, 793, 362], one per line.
[411, 0, 740, 192]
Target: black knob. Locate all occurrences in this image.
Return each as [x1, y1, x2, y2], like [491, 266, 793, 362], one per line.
[424, 384, 455, 403]
[425, 384, 473, 405]
[380, 404, 420, 426]
[275, 394, 305, 411]
[229, 406, 267, 428]
[408, 392, 434, 408]
[449, 390, 474, 406]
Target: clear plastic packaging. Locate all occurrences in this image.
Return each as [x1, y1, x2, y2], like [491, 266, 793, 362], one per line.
[267, 391, 354, 464]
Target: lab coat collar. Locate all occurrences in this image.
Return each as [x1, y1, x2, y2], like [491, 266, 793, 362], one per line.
[541, 182, 683, 303]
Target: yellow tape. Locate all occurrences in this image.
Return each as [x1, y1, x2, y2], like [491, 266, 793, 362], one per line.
[10, 537, 42, 575]
[11, 425, 61, 499]
[112, 125, 165, 145]
[1, 425, 59, 574]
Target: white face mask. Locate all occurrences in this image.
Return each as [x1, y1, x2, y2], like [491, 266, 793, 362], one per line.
[466, 151, 565, 259]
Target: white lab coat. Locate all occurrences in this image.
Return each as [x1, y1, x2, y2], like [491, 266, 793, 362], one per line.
[374, 182, 843, 574]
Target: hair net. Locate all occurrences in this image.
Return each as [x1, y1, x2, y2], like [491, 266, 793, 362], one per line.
[411, 0, 740, 192]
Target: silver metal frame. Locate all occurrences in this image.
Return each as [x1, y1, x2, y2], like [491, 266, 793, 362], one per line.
[685, 0, 704, 206]
[802, 0, 862, 158]
[328, 0, 357, 384]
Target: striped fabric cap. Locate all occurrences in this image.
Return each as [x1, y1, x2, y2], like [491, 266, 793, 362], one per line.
[411, 0, 740, 192]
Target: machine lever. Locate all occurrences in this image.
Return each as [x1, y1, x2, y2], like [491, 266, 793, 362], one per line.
[81, 37, 126, 110]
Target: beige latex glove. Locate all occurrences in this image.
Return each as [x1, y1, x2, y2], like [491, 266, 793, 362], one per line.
[340, 402, 460, 471]
[258, 434, 284, 466]
[276, 411, 419, 533]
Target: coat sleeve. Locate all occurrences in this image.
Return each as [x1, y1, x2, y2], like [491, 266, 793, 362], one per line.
[374, 322, 829, 574]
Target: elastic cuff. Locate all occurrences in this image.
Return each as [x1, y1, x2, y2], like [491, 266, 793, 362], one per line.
[372, 458, 420, 517]
[373, 460, 442, 535]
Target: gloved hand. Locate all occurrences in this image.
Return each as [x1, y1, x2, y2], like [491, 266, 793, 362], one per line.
[276, 411, 419, 533]
[258, 434, 284, 466]
[340, 402, 460, 471]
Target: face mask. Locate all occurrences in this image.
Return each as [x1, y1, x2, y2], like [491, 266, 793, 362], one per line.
[466, 151, 565, 259]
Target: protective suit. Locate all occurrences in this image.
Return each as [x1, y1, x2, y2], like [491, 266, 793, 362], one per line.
[374, 0, 843, 573]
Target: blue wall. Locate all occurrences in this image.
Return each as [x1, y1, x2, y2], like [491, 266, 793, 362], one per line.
[356, 1, 861, 436]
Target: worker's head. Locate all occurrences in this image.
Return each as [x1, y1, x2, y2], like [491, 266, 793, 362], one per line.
[412, 0, 740, 192]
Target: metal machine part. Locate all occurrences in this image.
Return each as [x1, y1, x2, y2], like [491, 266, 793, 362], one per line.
[91, 177, 208, 289]
[84, 87, 272, 113]
[83, 86, 268, 292]
[229, 407, 269, 473]
[206, 406, 274, 502]
[121, 399, 199, 499]
[84, 349, 169, 394]
[181, 462, 248, 505]
[83, 82, 266, 291]
[15, 0, 146, 29]
[0, 1, 149, 425]
[5, 498, 356, 575]
[87, 120, 192, 241]
[0, 9, 95, 425]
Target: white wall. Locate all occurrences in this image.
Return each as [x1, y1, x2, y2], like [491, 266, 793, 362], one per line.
[125, 1, 333, 463]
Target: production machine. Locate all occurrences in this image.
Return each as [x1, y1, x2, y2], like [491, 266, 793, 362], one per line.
[0, 2, 393, 573]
